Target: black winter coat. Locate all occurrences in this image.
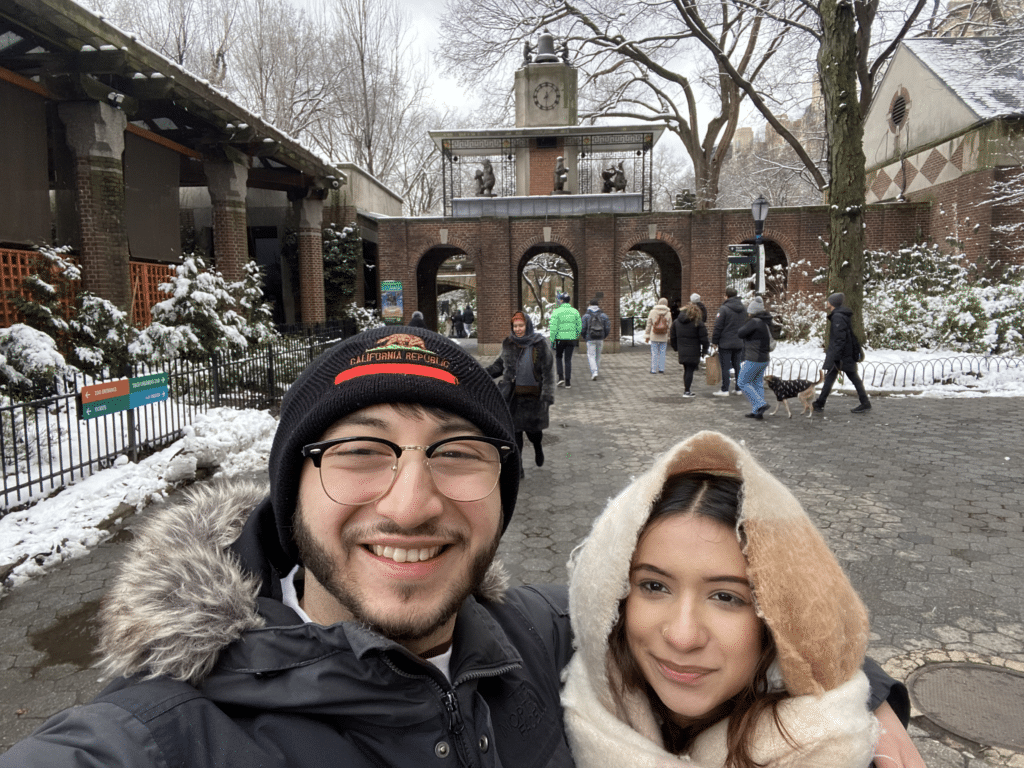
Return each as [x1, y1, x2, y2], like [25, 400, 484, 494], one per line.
[670, 315, 709, 364]
[711, 297, 747, 350]
[824, 306, 858, 370]
[737, 311, 774, 363]
[486, 327, 556, 433]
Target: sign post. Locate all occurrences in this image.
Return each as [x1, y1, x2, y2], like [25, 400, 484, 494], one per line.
[78, 373, 169, 420]
[727, 244, 757, 265]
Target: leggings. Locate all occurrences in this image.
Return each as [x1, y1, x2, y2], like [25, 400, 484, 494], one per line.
[683, 362, 698, 392]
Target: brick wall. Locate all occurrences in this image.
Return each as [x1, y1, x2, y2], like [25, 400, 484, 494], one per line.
[529, 146, 563, 197]
[378, 203, 929, 349]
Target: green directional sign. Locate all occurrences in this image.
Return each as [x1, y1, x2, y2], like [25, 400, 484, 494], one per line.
[78, 373, 169, 420]
[727, 244, 757, 254]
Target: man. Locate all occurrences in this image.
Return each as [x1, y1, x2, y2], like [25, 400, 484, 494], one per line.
[581, 300, 610, 380]
[549, 292, 582, 388]
[1, 328, 918, 767]
[813, 292, 872, 414]
[711, 287, 747, 397]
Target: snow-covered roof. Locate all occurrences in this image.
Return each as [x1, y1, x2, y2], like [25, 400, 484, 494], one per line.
[903, 37, 1024, 120]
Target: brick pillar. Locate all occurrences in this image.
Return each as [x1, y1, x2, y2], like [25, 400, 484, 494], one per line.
[205, 160, 249, 281]
[58, 101, 131, 312]
[296, 195, 325, 323]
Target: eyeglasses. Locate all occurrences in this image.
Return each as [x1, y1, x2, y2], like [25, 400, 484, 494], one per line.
[301, 435, 515, 505]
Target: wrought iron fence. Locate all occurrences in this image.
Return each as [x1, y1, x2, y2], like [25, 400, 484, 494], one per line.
[768, 355, 1024, 388]
[1, 333, 341, 511]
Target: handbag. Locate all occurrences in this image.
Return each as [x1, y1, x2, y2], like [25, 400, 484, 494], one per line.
[705, 350, 722, 387]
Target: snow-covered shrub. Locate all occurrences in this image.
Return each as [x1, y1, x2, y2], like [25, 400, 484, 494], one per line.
[0, 324, 70, 399]
[130, 256, 277, 363]
[6, 246, 137, 381]
[345, 302, 383, 333]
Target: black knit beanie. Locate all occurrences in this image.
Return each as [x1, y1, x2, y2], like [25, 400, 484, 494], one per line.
[269, 326, 519, 569]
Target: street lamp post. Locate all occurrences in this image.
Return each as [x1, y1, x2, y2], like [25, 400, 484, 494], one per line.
[751, 195, 770, 294]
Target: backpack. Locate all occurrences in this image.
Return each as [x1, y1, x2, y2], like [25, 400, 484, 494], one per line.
[653, 313, 669, 334]
[765, 319, 777, 352]
[587, 313, 605, 340]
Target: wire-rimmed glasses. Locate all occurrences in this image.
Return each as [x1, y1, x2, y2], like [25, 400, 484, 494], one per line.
[301, 435, 515, 505]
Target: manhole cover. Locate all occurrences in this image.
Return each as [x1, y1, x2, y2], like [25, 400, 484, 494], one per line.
[908, 663, 1024, 750]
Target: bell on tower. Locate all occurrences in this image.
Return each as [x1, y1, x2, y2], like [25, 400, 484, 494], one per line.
[533, 30, 560, 63]
[514, 29, 578, 128]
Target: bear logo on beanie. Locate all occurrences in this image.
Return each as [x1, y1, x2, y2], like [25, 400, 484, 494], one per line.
[336, 334, 459, 386]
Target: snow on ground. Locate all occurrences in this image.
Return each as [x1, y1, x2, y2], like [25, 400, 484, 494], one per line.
[3, 342, 1024, 592]
[0, 407, 276, 591]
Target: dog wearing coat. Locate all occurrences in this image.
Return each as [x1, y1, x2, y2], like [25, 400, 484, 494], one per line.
[764, 371, 825, 418]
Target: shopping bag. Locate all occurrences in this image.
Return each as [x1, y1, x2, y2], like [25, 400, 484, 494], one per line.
[705, 351, 722, 387]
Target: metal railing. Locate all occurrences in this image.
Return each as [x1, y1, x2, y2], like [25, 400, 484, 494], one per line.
[1, 333, 341, 512]
[768, 355, 1024, 388]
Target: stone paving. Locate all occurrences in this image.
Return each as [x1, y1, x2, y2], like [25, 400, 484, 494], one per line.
[1, 341, 1022, 767]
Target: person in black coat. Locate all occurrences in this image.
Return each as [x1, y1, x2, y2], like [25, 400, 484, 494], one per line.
[461, 306, 475, 337]
[812, 293, 871, 414]
[407, 311, 426, 328]
[711, 287, 747, 396]
[450, 308, 464, 338]
[669, 303, 709, 397]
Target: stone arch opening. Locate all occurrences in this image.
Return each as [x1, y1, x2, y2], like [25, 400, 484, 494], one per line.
[517, 243, 579, 329]
[417, 245, 472, 333]
[620, 239, 683, 320]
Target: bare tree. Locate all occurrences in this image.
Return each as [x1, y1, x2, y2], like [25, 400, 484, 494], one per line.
[227, 0, 341, 137]
[86, 0, 237, 84]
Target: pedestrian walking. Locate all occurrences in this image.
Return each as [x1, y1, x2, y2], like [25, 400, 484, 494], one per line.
[451, 308, 466, 338]
[736, 295, 774, 420]
[407, 310, 426, 328]
[581, 301, 610, 379]
[461, 305, 475, 337]
[813, 292, 872, 414]
[669, 302, 709, 396]
[549, 292, 582, 388]
[487, 311, 556, 475]
[711, 287, 747, 396]
[689, 292, 708, 322]
[644, 298, 673, 374]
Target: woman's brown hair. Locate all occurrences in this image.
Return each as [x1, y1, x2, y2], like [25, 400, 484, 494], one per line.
[606, 472, 793, 768]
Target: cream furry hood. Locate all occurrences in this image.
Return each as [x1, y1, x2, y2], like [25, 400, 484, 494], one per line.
[561, 431, 878, 768]
[97, 477, 510, 686]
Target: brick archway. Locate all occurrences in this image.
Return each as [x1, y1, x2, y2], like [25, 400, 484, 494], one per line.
[416, 244, 472, 332]
[517, 242, 581, 315]
[622, 237, 685, 306]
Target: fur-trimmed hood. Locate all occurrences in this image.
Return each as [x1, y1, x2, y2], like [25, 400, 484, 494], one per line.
[561, 431, 877, 768]
[97, 477, 510, 687]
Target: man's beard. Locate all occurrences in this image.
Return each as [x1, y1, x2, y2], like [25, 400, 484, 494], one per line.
[293, 503, 500, 643]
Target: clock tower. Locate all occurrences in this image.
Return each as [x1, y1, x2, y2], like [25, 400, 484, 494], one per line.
[514, 30, 577, 128]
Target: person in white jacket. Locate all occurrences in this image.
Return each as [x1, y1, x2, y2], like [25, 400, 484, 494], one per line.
[562, 431, 925, 768]
[644, 298, 674, 374]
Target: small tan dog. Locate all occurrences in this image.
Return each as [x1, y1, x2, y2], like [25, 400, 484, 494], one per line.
[763, 371, 825, 418]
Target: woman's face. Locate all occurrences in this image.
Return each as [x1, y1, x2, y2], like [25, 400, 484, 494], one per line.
[512, 319, 527, 337]
[625, 513, 763, 728]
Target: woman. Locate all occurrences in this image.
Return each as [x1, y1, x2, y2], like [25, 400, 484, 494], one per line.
[736, 296, 773, 419]
[670, 303, 709, 397]
[562, 431, 917, 768]
[645, 298, 674, 374]
[487, 311, 555, 475]
[407, 310, 426, 328]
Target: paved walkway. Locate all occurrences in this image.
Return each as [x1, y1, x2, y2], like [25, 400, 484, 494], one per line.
[2, 341, 1022, 766]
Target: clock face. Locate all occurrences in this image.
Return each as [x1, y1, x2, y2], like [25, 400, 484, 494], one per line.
[533, 82, 561, 110]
